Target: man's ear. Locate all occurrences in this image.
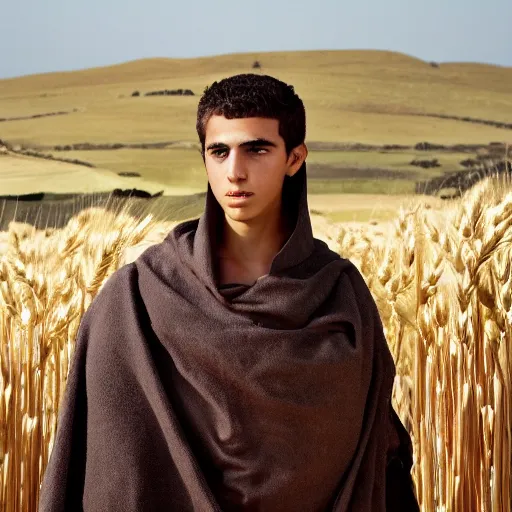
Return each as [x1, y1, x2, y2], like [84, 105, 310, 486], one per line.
[286, 143, 308, 177]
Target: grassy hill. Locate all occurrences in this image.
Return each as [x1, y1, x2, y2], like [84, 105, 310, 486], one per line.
[0, 49, 511, 200]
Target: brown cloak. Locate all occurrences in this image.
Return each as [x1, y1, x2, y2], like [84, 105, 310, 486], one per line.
[39, 163, 417, 511]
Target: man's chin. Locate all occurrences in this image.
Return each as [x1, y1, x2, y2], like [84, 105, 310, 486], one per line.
[223, 206, 256, 224]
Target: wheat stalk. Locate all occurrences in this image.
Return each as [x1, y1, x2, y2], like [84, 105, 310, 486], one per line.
[1, 176, 512, 510]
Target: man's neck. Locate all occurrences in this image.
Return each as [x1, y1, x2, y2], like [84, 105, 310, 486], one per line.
[219, 208, 292, 280]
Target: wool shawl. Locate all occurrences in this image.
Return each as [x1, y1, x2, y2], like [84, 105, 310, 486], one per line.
[39, 163, 415, 511]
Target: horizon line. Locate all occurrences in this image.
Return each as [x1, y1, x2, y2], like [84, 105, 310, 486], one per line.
[1, 47, 511, 81]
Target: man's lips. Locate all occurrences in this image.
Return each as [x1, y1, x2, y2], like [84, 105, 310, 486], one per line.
[226, 191, 254, 197]
[225, 192, 254, 207]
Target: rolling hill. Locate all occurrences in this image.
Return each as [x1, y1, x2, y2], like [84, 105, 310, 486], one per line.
[0, 49, 511, 200]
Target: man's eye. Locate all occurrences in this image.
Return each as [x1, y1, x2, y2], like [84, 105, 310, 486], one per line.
[249, 147, 267, 154]
[212, 149, 227, 157]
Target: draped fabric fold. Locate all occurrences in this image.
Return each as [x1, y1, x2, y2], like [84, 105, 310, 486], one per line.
[39, 163, 414, 512]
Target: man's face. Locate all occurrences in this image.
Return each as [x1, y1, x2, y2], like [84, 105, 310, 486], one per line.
[203, 115, 305, 224]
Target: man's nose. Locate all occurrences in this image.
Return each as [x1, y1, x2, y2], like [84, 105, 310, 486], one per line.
[226, 152, 247, 181]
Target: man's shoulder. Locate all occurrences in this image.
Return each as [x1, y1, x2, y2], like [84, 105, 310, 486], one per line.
[104, 261, 138, 292]
[312, 237, 353, 269]
[120, 218, 198, 266]
[74, 262, 149, 358]
[311, 237, 369, 287]
[86, 262, 140, 317]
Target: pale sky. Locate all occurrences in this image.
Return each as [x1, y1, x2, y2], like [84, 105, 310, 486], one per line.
[2, 0, 511, 79]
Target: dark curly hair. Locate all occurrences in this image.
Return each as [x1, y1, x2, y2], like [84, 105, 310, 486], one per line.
[196, 74, 306, 158]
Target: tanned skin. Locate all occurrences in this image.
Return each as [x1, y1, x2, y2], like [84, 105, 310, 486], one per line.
[203, 115, 307, 286]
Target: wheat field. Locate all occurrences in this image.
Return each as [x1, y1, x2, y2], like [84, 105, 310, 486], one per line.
[0, 174, 511, 511]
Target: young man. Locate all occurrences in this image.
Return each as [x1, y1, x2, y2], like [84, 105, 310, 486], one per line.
[40, 74, 418, 511]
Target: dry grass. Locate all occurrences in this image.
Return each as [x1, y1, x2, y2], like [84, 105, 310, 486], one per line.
[2, 50, 510, 198]
[1, 50, 511, 150]
[0, 174, 511, 510]
[0, 152, 203, 196]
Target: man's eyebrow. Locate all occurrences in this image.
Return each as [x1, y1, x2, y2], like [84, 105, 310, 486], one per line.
[240, 138, 277, 148]
[206, 142, 228, 151]
[206, 138, 277, 151]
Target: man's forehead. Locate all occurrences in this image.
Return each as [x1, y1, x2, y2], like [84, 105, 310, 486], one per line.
[205, 115, 282, 146]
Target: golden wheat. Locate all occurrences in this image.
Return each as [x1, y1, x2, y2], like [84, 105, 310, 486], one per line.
[0, 202, 160, 512]
[338, 173, 512, 511]
[0, 174, 511, 510]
